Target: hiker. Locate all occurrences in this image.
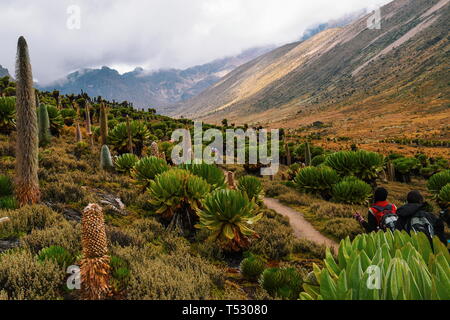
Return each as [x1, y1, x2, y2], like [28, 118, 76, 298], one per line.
[396, 190, 447, 245]
[437, 197, 450, 227]
[440, 208, 450, 227]
[354, 187, 398, 233]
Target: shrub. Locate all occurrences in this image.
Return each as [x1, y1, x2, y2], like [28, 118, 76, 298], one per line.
[108, 121, 151, 156]
[0, 196, 18, 210]
[438, 184, 450, 206]
[237, 176, 264, 204]
[309, 202, 356, 219]
[263, 181, 291, 198]
[352, 150, 384, 183]
[60, 108, 77, 126]
[179, 163, 226, 190]
[37, 245, 74, 268]
[393, 157, 421, 182]
[197, 189, 262, 251]
[0, 250, 64, 300]
[148, 169, 210, 233]
[322, 218, 362, 240]
[0, 205, 62, 239]
[73, 141, 90, 159]
[325, 151, 357, 177]
[21, 222, 81, 255]
[240, 254, 266, 281]
[42, 178, 89, 204]
[46, 105, 64, 136]
[115, 246, 224, 300]
[110, 255, 131, 292]
[311, 154, 327, 167]
[331, 178, 372, 205]
[115, 153, 139, 174]
[249, 213, 295, 260]
[277, 191, 317, 206]
[132, 156, 170, 189]
[428, 170, 450, 196]
[301, 231, 450, 300]
[294, 166, 339, 199]
[292, 239, 326, 259]
[0, 175, 13, 196]
[325, 151, 383, 183]
[260, 267, 303, 300]
[0, 96, 16, 134]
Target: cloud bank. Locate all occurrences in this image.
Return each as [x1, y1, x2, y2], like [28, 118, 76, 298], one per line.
[0, 0, 391, 84]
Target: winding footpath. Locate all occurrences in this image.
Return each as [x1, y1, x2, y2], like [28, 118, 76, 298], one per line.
[263, 198, 339, 254]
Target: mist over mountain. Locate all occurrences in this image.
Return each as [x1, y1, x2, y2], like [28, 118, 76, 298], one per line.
[37, 47, 272, 110]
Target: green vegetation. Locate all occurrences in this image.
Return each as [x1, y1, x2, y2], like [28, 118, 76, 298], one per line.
[37, 245, 74, 268]
[332, 178, 372, 205]
[196, 189, 262, 251]
[148, 169, 210, 233]
[428, 170, 450, 198]
[178, 163, 226, 190]
[237, 176, 264, 204]
[109, 121, 151, 156]
[0, 96, 16, 134]
[301, 231, 450, 300]
[325, 150, 384, 184]
[294, 166, 339, 199]
[132, 156, 170, 189]
[260, 267, 303, 300]
[240, 254, 266, 281]
[114, 153, 139, 174]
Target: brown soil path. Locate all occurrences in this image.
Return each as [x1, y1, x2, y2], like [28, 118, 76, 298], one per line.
[264, 198, 339, 254]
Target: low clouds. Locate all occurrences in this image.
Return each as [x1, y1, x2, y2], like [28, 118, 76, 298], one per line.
[0, 0, 391, 84]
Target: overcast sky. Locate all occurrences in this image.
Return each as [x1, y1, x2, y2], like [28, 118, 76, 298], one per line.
[0, 0, 391, 84]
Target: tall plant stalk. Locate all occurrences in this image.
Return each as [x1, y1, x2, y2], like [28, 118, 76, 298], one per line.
[14, 36, 40, 205]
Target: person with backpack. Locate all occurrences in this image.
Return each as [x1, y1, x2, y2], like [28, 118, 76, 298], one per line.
[396, 190, 447, 245]
[354, 187, 398, 233]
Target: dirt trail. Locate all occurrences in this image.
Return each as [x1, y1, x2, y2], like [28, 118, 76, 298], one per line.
[263, 198, 339, 254]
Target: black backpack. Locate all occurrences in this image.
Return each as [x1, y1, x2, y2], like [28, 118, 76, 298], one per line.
[405, 210, 435, 240]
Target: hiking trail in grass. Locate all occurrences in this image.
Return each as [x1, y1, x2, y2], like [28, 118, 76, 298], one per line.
[264, 198, 339, 254]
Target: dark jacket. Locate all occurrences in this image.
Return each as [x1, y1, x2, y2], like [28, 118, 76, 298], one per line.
[396, 203, 447, 245]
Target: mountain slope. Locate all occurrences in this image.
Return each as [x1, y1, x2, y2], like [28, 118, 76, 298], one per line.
[38, 47, 272, 110]
[0, 65, 10, 78]
[174, 0, 449, 141]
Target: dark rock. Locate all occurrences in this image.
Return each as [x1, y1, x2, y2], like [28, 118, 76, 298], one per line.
[0, 239, 19, 253]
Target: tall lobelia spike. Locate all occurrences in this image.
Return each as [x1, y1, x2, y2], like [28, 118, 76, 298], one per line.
[100, 102, 108, 146]
[100, 145, 113, 171]
[76, 123, 83, 143]
[126, 115, 133, 154]
[85, 102, 92, 135]
[38, 103, 51, 147]
[14, 36, 40, 205]
[150, 141, 159, 158]
[305, 141, 312, 166]
[85, 102, 93, 147]
[80, 204, 111, 300]
[285, 141, 292, 166]
[227, 171, 236, 189]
